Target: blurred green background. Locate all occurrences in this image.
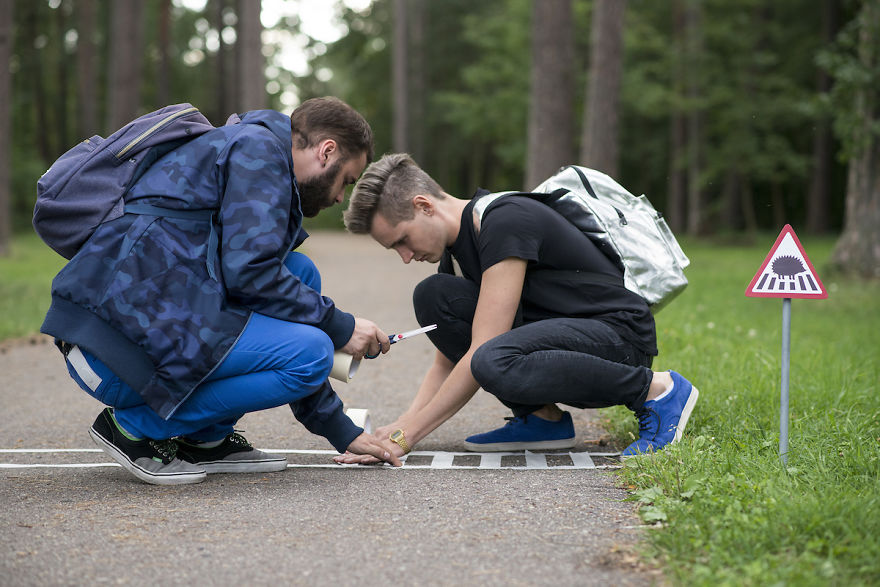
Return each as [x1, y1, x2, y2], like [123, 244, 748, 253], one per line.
[0, 0, 878, 277]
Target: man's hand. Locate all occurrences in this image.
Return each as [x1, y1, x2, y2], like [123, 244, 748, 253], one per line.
[339, 432, 403, 467]
[341, 317, 390, 360]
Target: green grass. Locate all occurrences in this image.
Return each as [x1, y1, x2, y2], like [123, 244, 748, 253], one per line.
[2, 232, 879, 584]
[0, 233, 66, 340]
[605, 235, 880, 586]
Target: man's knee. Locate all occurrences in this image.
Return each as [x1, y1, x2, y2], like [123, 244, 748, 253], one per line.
[413, 274, 446, 323]
[283, 328, 334, 390]
[471, 340, 509, 392]
[413, 273, 477, 325]
[284, 252, 322, 292]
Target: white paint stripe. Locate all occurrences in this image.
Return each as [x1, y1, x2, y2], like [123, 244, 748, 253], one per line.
[0, 449, 103, 453]
[0, 448, 623, 457]
[431, 452, 455, 469]
[525, 451, 547, 469]
[569, 452, 595, 468]
[0, 448, 619, 472]
[0, 463, 119, 469]
[479, 453, 502, 469]
[311, 464, 622, 470]
[67, 345, 103, 392]
[0, 462, 622, 471]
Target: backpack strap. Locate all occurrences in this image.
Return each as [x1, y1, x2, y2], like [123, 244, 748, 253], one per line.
[124, 203, 219, 281]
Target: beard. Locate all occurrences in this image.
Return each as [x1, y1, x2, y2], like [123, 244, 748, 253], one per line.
[298, 158, 343, 218]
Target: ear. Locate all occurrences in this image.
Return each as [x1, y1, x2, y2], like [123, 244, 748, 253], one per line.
[412, 194, 434, 216]
[317, 139, 337, 167]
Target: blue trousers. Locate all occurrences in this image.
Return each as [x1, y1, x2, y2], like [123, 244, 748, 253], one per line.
[65, 253, 334, 441]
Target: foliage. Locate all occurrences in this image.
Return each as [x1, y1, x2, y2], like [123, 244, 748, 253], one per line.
[607, 236, 880, 584]
[817, 0, 880, 161]
[3, 0, 871, 239]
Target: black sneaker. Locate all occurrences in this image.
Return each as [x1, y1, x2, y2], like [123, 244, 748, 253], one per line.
[176, 432, 288, 474]
[88, 408, 206, 485]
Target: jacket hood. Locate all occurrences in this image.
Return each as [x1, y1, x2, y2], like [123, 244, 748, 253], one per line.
[228, 110, 292, 152]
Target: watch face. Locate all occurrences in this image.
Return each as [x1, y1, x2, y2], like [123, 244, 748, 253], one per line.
[390, 430, 402, 441]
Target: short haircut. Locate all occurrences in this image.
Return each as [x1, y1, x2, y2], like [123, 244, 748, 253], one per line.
[344, 153, 445, 234]
[290, 97, 374, 163]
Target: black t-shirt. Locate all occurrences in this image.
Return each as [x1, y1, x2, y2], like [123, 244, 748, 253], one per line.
[443, 192, 657, 355]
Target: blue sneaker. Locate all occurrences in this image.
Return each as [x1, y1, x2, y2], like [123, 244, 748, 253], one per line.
[464, 411, 576, 452]
[622, 371, 699, 458]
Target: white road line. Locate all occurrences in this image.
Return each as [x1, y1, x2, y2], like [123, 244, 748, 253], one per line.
[0, 448, 622, 471]
[0, 448, 623, 456]
[1, 463, 118, 469]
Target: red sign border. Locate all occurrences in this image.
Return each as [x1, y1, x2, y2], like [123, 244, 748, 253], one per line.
[745, 224, 828, 299]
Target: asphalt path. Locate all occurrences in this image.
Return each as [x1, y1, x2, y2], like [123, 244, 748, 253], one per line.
[0, 231, 658, 586]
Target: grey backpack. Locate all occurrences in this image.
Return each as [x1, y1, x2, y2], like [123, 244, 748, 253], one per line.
[474, 165, 690, 312]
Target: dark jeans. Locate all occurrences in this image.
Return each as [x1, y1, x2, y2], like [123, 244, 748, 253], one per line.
[413, 273, 653, 416]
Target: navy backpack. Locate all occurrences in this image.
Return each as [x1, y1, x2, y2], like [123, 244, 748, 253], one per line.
[33, 104, 216, 259]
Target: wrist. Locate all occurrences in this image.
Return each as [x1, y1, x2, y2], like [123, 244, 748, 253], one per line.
[389, 429, 412, 454]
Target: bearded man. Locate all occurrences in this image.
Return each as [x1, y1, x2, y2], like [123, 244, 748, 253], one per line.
[42, 97, 401, 485]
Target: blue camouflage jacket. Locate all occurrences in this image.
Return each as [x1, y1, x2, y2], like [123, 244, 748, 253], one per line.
[41, 110, 361, 451]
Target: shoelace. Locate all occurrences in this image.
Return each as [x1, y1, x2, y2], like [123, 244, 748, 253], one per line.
[149, 439, 179, 461]
[227, 431, 252, 447]
[503, 416, 527, 426]
[635, 407, 659, 438]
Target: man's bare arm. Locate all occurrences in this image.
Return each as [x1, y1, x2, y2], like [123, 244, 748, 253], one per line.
[390, 258, 527, 444]
[335, 257, 527, 463]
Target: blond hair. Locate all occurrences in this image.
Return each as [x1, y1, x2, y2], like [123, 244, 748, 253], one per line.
[344, 153, 445, 234]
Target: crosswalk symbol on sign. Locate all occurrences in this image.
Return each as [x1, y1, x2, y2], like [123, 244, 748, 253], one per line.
[746, 224, 827, 299]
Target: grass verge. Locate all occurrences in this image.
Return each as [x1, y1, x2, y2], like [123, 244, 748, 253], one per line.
[0, 233, 66, 341]
[605, 235, 880, 585]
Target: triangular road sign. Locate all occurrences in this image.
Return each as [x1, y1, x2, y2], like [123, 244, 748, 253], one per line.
[746, 224, 827, 299]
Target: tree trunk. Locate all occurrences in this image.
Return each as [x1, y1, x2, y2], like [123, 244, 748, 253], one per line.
[684, 0, 703, 236]
[666, 0, 687, 233]
[721, 169, 743, 231]
[392, 0, 408, 153]
[75, 0, 97, 137]
[27, 1, 52, 163]
[409, 0, 427, 164]
[0, 0, 12, 255]
[211, 0, 233, 122]
[830, 0, 880, 278]
[236, 0, 266, 111]
[806, 0, 839, 234]
[157, 0, 172, 106]
[54, 3, 70, 152]
[579, 0, 626, 178]
[106, 0, 145, 130]
[525, 0, 574, 189]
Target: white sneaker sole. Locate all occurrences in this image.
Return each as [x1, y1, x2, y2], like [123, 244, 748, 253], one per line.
[672, 385, 700, 444]
[89, 427, 206, 486]
[463, 437, 577, 452]
[198, 459, 288, 474]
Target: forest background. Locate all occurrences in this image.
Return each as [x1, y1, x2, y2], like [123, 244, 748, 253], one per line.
[0, 0, 878, 278]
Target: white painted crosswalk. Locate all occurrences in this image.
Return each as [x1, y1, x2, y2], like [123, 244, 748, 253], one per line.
[0, 448, 622, 470]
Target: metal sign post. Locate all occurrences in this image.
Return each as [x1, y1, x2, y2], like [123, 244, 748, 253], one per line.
[746, 225, 827, 466]
[779, 298, 791, 464]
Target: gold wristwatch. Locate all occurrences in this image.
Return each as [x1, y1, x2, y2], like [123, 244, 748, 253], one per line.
[389, 429, 411, 454]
